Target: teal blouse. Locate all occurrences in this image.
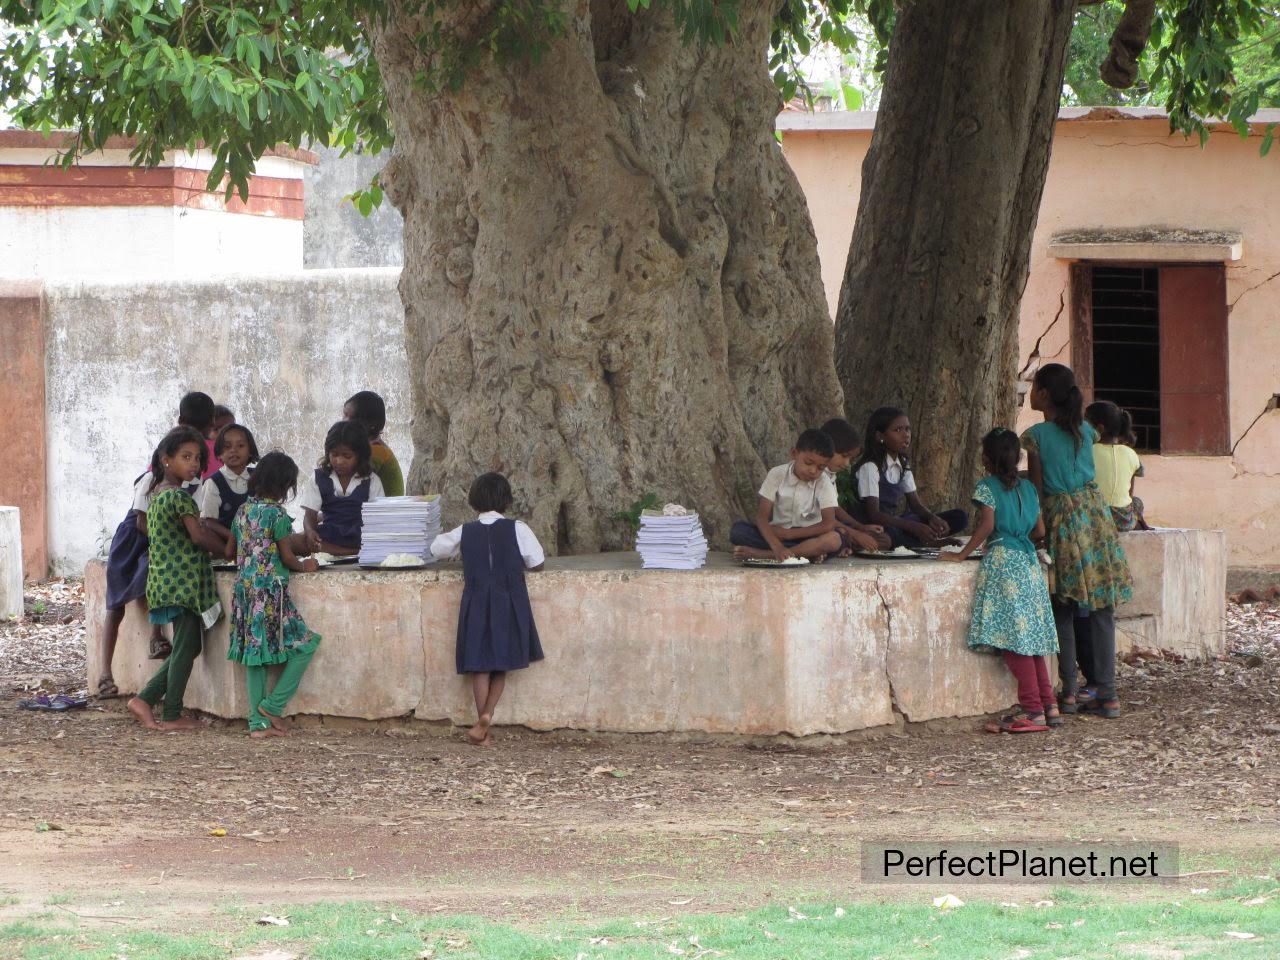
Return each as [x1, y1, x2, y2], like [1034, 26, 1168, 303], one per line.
[1021, 421, 1098, 496]
[972, 476, 1040, 555]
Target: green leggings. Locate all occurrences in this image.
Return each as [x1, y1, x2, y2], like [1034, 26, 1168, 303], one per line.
[138, 612, 202, 722]
[245, 648, 315, 731]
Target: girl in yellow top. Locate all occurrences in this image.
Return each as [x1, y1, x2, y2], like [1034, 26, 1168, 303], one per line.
[344, 390, 404, 497]
[1086, 401, 1149, 532]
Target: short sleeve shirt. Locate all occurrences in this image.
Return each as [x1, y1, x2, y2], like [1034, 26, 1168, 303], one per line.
[758, 463, 838, 529]
[854, 455, 917, 500]
[1092, 443, 1143, 508]
[130, 474, 156, 513]
[1021, 421, 1098, 496]
[430, 511, 546, 568]
[198, 465, 252, 520]
[298, 472, 385, 513]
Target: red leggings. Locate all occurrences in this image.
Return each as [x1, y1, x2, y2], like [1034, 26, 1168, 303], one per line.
[1002, 651, 1055, 716]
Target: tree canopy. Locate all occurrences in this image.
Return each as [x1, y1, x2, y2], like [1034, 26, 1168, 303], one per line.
[0, 0, 1273, 203]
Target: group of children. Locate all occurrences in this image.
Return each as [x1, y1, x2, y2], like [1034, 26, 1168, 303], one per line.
[731, 363, 1146, 733]
[101, 362, 1149, 742]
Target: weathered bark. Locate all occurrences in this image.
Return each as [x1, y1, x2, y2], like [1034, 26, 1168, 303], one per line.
[369, 0, 841, 552]
[833, 0, 1078, 511]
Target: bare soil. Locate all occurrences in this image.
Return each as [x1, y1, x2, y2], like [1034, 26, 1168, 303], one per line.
[1, 582, 1278, 924]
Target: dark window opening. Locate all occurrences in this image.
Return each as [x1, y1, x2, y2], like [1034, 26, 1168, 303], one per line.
[1090, 266, 1161, 452]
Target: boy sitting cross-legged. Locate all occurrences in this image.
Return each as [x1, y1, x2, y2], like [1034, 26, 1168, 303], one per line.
[820, 417, 892, 552]
[730, 429, 844, 563]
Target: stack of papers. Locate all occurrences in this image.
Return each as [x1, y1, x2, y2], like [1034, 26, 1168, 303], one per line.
[358, 495, 442, 565]
[635, 508, 708, 570]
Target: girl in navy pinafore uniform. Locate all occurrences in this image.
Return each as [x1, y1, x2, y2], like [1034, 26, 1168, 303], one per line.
[300, 421, 384, 556]
[430, 472, 545, 746]
[197, 423, 260, 554]
[850, 406, 967, 548]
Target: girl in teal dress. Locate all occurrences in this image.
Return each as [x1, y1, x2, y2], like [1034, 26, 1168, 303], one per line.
[228, 452, 321, 739]
[941, 429, 1060, 733]
[1022, 364, 1132, 720]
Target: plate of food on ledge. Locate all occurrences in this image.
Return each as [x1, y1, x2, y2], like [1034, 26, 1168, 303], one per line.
[359, 553, 431, 571]
[912, 545, 984, 561]
[853, 545, 932, 561]
[312, 552, 359, 566]
[739, 556, 811, 568]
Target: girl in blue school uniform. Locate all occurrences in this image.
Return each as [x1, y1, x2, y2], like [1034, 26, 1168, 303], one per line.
[300, 421, 384, 556]
[430, 472, 545, 746]
[940, 428, 1060, 733]
[198, 423, 260, 554]
[852, 406, 968, 547]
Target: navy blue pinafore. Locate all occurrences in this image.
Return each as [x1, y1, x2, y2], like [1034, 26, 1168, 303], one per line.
[210, 469, 252, 528]
[456, 519, 543, 674]
[314, 470, 371, 548]
[105, 474, 199, 611]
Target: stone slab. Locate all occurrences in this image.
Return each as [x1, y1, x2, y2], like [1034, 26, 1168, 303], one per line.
[1116, 529, 1228, 658]
[84, 529, 1227, 735]
[0, 506, 21, 618]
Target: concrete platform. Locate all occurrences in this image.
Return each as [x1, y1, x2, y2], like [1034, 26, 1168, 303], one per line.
[84, 529, 1226, 736]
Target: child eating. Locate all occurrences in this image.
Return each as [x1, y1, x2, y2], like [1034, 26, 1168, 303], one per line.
[820, 417, 891, 552]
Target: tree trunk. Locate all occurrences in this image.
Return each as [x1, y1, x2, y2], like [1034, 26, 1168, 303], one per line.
[833, 0, 1078, 511]
[369, 0, 841, 553]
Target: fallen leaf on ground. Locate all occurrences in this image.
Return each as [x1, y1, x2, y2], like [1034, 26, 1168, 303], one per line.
[932, 894, 964, 910]
[255, 915, 289, 927]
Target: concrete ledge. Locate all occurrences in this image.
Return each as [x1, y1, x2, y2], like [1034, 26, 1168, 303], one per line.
[1, 506, 21, 617]
[84, 529, 1227, 735]
[1115, 529, 1228, 658]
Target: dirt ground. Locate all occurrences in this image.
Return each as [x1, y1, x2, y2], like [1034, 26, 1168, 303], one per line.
[1, 581, 1278, 924]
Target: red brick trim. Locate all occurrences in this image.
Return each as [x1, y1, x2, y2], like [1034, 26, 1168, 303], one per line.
[0, 129, 318, 165]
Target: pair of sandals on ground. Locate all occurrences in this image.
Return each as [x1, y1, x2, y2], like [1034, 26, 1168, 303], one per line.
[986, 686, 1120, 734]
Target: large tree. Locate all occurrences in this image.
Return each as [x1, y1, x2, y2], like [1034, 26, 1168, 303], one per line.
[1, 0, 1267, 545]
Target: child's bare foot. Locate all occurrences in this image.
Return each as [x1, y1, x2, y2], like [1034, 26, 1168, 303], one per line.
[466, 713, 492, 745]
[732, 546, 769, 561]
[249, 727, 287, 739]
[257, 704, 290, 734]
[127, 697, 160, 730]
[158, 715, 202, 731]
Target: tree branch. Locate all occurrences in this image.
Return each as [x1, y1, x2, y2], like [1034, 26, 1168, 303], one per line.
[1099, 0, 1155, 89]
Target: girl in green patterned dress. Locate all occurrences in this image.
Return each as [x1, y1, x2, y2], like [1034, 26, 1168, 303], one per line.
[941, 429, 1060, 733]
[127, 427, 226, 731]
[1023, 363, 1132, 720]
[228, 452, 321, 739]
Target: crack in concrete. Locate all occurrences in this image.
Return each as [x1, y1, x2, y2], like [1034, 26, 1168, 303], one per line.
[1230, 394, 1280, 457]
[1228, 267, 1280, 314]
[1017, 288, 1067, 380]
[872, 572, 906, 726]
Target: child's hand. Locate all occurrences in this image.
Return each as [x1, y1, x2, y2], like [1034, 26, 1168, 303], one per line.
[306, 530, 322, 552]
[772, 546, 796, 562]
[300, 558, 320, 573]
[936, 551, 964, 563]
[907, 520, 936, 543]
[927, 514, 951, 537]
[846, 528, 878, 552]
[862, 523, 885, 535]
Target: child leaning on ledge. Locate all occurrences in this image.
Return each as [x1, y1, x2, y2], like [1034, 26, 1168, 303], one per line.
[819, 417, 892, 552]
[729, 428, 845, 563]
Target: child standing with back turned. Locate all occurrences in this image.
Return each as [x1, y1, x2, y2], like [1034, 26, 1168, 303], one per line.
[1023, 364, 1132, 719]
[1086, 400, 1148, 532]
[941, 429, 1060, 733]
[431, 473, 545, 746]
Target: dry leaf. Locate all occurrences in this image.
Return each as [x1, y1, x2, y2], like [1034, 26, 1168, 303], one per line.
[932, 894, 964, 910]
[255, 915, 289, 927]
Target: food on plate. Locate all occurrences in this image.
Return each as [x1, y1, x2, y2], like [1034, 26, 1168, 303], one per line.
[888, 545, 917, 557]
[780, 556, 809, 565]
[380, 553, 424, 568]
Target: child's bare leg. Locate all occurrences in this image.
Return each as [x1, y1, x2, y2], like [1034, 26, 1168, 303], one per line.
[478, 672, 506, 742]
[98, 607, 124, 696]
[732, 545, 779, 561]
[467, 673, 491, 744]
[283, 532, 313, 557]
[788, 532, 843, 562]
[126, 697, 160, 730]
[317, 539, 359, 557]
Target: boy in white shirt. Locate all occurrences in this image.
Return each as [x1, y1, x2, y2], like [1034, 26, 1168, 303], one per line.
[730, 429, 844, 562]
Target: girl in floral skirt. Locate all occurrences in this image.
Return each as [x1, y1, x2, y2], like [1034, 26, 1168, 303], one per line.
[228, 452, 321, 739]
[941, 428, 1060, 733]
[1023, 364, 1132, 719]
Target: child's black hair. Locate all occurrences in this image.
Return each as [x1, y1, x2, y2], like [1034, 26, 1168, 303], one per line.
[345, 390, 387, 439]
[148, 426, 208, 492]
[319, 420, 373, 477]
[248, 451, 300, 501]
[1086, 400, 1136, 447]
[1034, 363, 1084, 448]
[214, 423, 261, 463]
[468, 472, 515, 514]
[982, 428, 1021, 490]
[855, 406, 909, 474]
[177, 391, 215, 433]
[213, 404, 235, 423]
[794, 428, 835, 459]
[819, 418, 860, 455]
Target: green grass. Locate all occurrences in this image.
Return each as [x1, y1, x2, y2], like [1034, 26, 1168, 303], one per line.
[2, 885, 1278, 960]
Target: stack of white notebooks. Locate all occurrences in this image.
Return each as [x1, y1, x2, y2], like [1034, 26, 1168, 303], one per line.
[358, 495, 442, 565]
[636, 508, 708, 570]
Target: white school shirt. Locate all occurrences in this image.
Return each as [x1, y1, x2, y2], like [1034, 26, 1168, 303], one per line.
[129, 474, 156, 513]
[430, 511, 546, 569]
[758, 462, 838, 529]
[855, 455, 917, 500]
[297, 471, 385, 513]
[198, 464, 252, 520]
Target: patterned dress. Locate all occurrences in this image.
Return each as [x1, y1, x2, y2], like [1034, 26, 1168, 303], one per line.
[228, 499, 320, 665]
[1021, 421, 1132, 610]
[145, 488, 220, 625]
[966, 477, 1058, 656]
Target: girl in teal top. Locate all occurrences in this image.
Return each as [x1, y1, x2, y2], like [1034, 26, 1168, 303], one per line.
[942, 429, 1059, 733]
[1022, 364, 1132, 720]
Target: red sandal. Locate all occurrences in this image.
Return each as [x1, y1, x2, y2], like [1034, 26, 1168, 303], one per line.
[984, 713, 1050, 734]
